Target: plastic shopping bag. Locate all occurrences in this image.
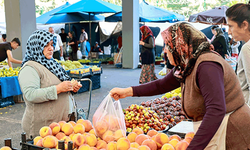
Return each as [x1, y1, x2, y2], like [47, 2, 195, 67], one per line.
[158, 65, 167, 76]
[77, 50, 82, 60]
[67, 45, 72, 53]
[92, 94, 126, 142]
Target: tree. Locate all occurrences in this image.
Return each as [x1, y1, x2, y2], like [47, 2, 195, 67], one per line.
[102, 0, 248, 19]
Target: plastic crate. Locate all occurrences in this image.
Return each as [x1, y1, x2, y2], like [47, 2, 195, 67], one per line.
[77, 78, 91, 93]
[89, 61, 101, 67]
[0, 96, 14, 108]
[91, 67, 103, 75]
[65, 70, 70, 75]
[90, 74, 101, 90]
[80, 62, 89, 65]
[69, 69, 92, 79]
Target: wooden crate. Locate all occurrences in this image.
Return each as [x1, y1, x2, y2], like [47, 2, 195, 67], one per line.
[114, 52, 122, 64]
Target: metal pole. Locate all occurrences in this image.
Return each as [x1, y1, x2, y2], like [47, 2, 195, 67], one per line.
[89, 13, 92, 47]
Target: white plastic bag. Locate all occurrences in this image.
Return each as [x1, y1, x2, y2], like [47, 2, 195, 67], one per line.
[92, 94, 126, 141]
[158, 65, 167, 76]
[67, 45, 72, 53]
[77, 50, 82, 60]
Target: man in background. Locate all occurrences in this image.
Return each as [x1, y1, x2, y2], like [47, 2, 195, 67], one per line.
[49, 27, 63, 60]
[2, 34, 7, 42]
[79, 28, 88, 59]
[0, 38, 22, 67]
[59, 28, 68, 58]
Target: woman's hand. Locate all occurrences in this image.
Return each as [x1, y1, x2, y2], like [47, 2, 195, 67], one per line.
[139, 41, 144, 46]
[110, 87, 133, 101]
[72, 81, 82, 93]
[56, 81, 73, 94]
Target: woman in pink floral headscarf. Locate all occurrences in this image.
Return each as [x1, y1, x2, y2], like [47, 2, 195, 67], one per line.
[139, 25, 157, 84]
[110, 22, 250, 150]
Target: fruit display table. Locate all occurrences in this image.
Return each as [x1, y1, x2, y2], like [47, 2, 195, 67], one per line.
[0, 77, 21, 107]
[0, 76, 22, 98]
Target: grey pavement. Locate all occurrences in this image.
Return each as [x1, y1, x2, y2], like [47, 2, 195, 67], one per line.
[0, 64, 165, 149]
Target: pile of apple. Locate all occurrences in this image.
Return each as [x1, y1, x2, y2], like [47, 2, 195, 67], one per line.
[141, 87, 186, 128]
[124, 104, 167, 133]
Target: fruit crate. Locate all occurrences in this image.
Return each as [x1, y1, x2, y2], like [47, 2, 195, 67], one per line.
[69, 69, 92, 79]
[65, 70, 70, 75]
[90, 74, 101, 90]
[91, 67, 103, 75]
[20, 132, 73, 150]
[89, 61, 101, 67]
[77, 77, 91, 93]
[0, 96, 14, 108]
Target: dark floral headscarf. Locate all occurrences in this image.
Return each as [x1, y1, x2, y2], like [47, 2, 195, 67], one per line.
[140, 25, 155, 46]
[22, 30, 71, 82]
[161, 22, 215, 82]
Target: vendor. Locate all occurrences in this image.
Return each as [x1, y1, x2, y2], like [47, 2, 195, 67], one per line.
[90, 42, 103, 53]
[0, 38, 22, 67]
[110, 22, 250, 149]
[89, 42, 103, 59]
[18, 30, 82, 138]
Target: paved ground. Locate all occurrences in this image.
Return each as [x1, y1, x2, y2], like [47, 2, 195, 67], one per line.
[0, 64, 165, 149]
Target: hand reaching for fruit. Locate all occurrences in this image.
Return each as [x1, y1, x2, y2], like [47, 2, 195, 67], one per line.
[110, 87, 133, 100]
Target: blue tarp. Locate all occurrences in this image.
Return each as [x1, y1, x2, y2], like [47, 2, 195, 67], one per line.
[0, 77, 22, 98]
[54, 0, 122, 15]
[37, 2, 104, 24]
[105, 1, 185, 22]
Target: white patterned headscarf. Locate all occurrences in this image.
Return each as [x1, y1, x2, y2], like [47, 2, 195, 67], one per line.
[22, 30, 71, 81]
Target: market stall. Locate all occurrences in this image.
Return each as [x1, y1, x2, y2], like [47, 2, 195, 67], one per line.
[0, 87, 195, 150]
[0, 60, 102, 108]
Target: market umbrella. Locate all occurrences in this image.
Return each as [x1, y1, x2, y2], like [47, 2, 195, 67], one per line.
[188, 6, 228, 25]
[36, 2, 104, 24]
[36, 2, 71, 24]
[105, 1, 185, 22]
[54, 0, 122, 45]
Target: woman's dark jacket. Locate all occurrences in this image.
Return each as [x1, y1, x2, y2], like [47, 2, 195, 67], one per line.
[141, 35, 155, 64]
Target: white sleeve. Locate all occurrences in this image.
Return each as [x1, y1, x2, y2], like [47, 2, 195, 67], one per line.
[85, 32, 88, 40]
[57, 34, 63, 47]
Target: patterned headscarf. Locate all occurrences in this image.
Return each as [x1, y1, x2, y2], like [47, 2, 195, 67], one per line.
[22, 30, 71, 81]
[161, 22, 215, 82]
[140, 25, 155, 46]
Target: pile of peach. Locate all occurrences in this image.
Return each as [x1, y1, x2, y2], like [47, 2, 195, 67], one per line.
[26, 119, 194, 150]
[93, 115, 126, 142]
[33, 119, 96, 149]
[126, 127, 194, 150]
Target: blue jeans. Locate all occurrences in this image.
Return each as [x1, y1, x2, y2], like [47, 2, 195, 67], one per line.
[80, 41, 87, 57]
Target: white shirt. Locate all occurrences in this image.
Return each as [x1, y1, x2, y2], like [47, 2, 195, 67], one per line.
[231, 41, 240, 54]
[54, 33, 63, 52]
[237, 39, 250, 105]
